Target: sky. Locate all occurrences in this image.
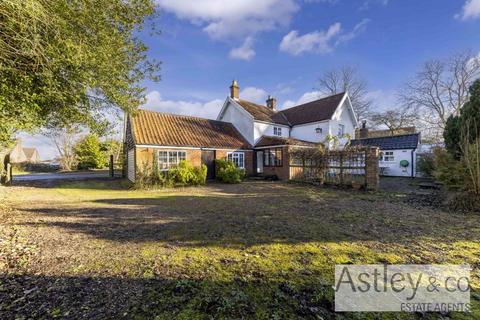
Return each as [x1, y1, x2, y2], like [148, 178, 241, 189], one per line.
[21, 0, 480, 160]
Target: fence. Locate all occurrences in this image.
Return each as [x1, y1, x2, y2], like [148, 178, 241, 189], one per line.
[289, 146, 379, 190]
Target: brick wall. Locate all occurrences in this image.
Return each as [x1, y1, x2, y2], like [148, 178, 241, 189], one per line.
[365, 147, 380, 190]
[260, 146, 290, 180]
[215, 150, 254, 176]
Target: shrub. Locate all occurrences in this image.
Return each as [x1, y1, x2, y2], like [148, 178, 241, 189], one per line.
[74, 134, 108, 170]
[416, 153, 435, 177]
[134, 159, 206, 189]
[433, 148, 466, 189]
[216, 159, 244, 184]
[169, 161, 207, 186]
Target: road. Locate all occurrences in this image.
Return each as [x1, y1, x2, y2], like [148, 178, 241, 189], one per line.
[13, 170, 113, 181]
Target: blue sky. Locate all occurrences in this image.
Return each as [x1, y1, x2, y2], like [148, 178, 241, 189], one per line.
[22, 0, 480, 159]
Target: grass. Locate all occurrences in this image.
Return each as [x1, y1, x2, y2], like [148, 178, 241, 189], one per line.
[1, 179, 479, 319]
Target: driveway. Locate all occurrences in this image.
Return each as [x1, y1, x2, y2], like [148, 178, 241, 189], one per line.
[13, 170, 111, 182]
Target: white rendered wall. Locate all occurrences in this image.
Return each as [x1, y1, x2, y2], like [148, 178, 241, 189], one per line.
[253, 121, 289, 143]
[219, 101, 254, 145]
[379, 149, 416, 177]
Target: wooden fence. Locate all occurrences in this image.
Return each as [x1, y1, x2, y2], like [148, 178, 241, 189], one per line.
[289, 146, 379, 190]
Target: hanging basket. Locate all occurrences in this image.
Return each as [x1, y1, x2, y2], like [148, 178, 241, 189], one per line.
[400, 160, 409, 167]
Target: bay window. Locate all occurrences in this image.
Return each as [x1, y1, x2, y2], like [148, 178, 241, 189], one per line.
[263, 148, 283, 167]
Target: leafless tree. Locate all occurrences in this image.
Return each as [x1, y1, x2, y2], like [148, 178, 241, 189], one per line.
[400, 51, 480, 133]
[369, 107, 417, 134]
[43, 126, 80, 171]
[316, 66, 373, 121]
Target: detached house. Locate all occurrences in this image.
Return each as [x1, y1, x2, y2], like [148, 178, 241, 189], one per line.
[124, 81, 358, 182]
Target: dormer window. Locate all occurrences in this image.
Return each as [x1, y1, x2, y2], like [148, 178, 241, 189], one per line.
[273, 126, 282, 136]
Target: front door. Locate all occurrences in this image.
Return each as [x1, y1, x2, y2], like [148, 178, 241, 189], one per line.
[256, 151, 264, 173]
[201, 150, 216, 180]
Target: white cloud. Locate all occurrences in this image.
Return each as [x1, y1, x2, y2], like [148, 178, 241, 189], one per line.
[365, 89, 398, 111]
[279, 19, 369, 56]
[455, 0, 480, 20]
[336, 18, 370, 45]
[239, 87, 268, 103]
[281, 91, 322, 109]
[143, 91, 223, 120]
[229, 37, 256, 61]
[279, 23, 341, 56]
[156, 0, 298, 40]
[360, 0, 389, 10]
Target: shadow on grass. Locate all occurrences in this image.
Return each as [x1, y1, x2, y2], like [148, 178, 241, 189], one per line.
[0, 274, 337, 319]
[16, 189, 480, 246]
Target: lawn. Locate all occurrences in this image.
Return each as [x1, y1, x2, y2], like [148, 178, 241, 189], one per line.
[0, 179, 479, 319]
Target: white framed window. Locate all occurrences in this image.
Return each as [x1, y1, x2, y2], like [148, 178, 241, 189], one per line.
[338, 124, 345, 136]
[273, 126, 282, 136]
[227, 152, 245, 169]
[158, 150, 187, 170]
[383, 151, 394, 162]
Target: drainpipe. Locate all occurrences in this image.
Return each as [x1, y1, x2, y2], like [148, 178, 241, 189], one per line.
[411, 149, 416, 178]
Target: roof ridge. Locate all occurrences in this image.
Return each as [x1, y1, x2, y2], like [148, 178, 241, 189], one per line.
[279, 91, 346, 113]
[354, 132, 420, 140]
[137, 108, 230, 125]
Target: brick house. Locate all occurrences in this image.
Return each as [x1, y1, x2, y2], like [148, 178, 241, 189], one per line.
[124, 81, 358, 182]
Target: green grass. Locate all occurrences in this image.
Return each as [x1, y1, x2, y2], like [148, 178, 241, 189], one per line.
[1, 179, 479, 319]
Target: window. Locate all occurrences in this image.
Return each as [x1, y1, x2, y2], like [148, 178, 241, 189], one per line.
[383, 151, 394, 162]
[227, 152, 245, 169]
[263, 148, 283, 167]
[158, 150, 187, 170]
[273, 126, 282, 136]
[338, 124, 345, 136]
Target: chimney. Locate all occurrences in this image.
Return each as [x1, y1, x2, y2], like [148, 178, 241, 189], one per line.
[230, 80, 239, 99]
[359, 120, 369, 139]
[266, 95, 277, 111]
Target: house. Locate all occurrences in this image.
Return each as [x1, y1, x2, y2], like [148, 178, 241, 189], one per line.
[9, 140, 41, 163]
[350, 122, 420, 177]
[124, 81, 358, 182]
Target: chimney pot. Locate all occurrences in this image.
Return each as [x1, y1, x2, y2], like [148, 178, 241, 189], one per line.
[266, 95, 277, 111]
[230, 80, 239, 99]
[359, 120, 369, 139]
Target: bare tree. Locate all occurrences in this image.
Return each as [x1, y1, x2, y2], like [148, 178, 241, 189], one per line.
[43, 126, 80, 171]
[400, 51, 480, 133]
[316, 66, 373, 121]
[370, 107, 417, 134]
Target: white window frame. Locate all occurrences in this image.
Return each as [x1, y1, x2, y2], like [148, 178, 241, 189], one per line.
[227, 152, 245, 169]
[338, 124, 345, 136]
[383, 151, 395, 162]
[158, 150, 187, 170]
[273, 126, 282, 137]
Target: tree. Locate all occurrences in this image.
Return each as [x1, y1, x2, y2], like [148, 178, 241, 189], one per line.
[369, 107, 416, 134]
[444, 79, 480, 158]
[101, 139, 123, 163]
[43, 126, 80, 171]
[400, 51, 480, 138]
[74, 134, 108, 170]
[316, 66, 373, 121]
[0, 0, 160, 149]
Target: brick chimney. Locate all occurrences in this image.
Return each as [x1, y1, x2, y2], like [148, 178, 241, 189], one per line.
[230, 80, 239, 99]
[266, 95, 277, 111]
[359, 120, 369, 139]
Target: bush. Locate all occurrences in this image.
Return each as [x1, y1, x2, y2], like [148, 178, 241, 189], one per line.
[216, 159, 244, 184]
[433, 148, 466, 189]
[74, 134, 108, 170]
[134, 159, 207, 189]
[169, 161, 207, 186]
[416, 153, 435, 177]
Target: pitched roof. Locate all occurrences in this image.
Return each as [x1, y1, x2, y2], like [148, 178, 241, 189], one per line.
[22, 148, 38, 159]
[255, 136, 318, 148]
[278, 92, 346, 126]
[234, 92, 346, 126]
[350, 133, 420, 150]
[236, 99, 290, 125]
[131, 110, 251, 149]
